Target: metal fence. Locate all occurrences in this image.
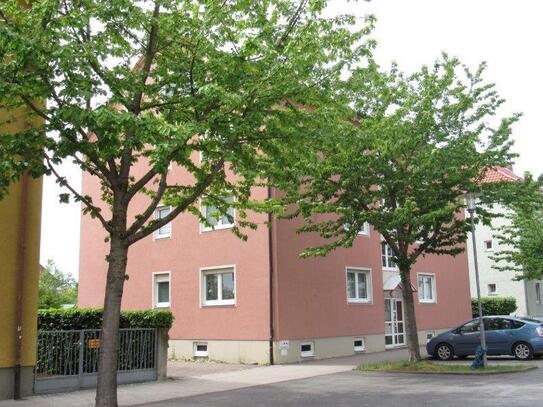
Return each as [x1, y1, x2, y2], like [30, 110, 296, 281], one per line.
[34, 328, 157, 394]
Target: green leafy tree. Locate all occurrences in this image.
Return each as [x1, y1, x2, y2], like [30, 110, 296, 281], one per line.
[39, 259, 78, 309]
[492, 175, 543, 280]
[0, 1, 372, 405]
[276, 56, 518, 361]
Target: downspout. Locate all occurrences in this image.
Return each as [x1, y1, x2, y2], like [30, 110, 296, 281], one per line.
[268, 186, 274, 365]
[14, 172, 29, 399]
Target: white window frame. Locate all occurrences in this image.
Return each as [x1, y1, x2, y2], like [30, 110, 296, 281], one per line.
[354, 337, 365, 353]
[417, 273, 437, 304]
[484, 240, 494, 252]
[488, 283, 497, 296]
[345, 267, 373, 304]
[200, 197, 236, 232]
[153, 206, 172, 240]
[536, 283, 541, 304]
[200, 265, 236, 306]
[152, 272, 171, 308]
[381, 242, 398, 271]
[300, 341, 314, 358]
[193, 342, 208, 357]
[344, 222, 370, 236]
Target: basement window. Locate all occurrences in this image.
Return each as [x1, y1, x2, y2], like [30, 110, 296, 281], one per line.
[193, 342, 208, 358]
[300, 342, 314, 358]
[354, 338, 365, 353]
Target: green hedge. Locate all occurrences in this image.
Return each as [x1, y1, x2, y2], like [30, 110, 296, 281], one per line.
[38, 308, 174, 330]
[471, 297, 517, 318]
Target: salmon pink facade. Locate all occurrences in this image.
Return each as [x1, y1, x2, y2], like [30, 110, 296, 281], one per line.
[79, 171, 472, 364]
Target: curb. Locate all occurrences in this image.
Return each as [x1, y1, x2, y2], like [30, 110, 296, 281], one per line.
[355, 365, 538, 375]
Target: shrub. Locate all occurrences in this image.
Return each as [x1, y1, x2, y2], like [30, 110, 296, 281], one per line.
[38, 308, 174, 330]
[471, 297, 517, 317]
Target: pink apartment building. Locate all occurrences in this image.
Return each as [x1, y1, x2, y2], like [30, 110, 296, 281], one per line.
[79, 163, 473, 364]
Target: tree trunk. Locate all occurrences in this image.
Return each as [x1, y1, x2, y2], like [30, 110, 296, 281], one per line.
[399, 265, 421, 361]
[95, 234, 129, 407]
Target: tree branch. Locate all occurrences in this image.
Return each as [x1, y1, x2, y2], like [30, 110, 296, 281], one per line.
[45, 157, 112, 233]
[125, 171, 167, 235]
[126, 158, 225, 245]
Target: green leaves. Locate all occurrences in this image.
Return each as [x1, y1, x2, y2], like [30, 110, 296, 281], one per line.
[471, 297, 517, 318]
[491, 175, 543, 280]
[37, 307, 174, 330]
[38, 260, 78, 309]
[277, 55, 518, 267]
[0, 0, 371, 243]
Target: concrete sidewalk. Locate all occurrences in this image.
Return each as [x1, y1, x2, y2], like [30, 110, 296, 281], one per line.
[0, 347, 421, 407]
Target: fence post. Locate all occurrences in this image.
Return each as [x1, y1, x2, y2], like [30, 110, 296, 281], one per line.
[156, 328, 168, 380]
[78, 330, 84, 387]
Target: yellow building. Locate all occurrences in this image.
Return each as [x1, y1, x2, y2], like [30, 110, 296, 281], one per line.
[0, 105, 43, 399]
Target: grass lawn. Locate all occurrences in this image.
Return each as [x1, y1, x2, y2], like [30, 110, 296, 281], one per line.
[355, 360, 536, 374]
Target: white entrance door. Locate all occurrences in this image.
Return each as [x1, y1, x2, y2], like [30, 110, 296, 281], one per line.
[385, 298, 405, 347]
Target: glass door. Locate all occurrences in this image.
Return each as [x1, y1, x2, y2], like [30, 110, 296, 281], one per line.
[385, 298, 405, 347]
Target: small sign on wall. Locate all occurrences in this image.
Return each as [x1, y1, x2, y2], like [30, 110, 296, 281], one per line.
[279, 340, 289, 356]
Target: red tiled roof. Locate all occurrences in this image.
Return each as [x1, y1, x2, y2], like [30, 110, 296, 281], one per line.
[482, 167, 522, 183]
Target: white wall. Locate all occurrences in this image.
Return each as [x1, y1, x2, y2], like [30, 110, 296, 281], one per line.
[466, 204, 533, 316]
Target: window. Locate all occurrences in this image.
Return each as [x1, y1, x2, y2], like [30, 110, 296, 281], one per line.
[346, 268, 372, 303]
[381, 243, 397, 270]
[154, 206, 171, 239]
[418, 274, 436, 303]
[153, 273, 170, 308]
[488, 283, 497, 296]
[201, 267, 235, 306]
[344, 222, 370, 236]
[193, 342, 208, 357]
[536, 283, 541, 304]
[484, 240, 493, 251]
[485, 318, 511, 331]
[200, 197, 235, 231]
[459, 320, 479, 334]
[510, 319, 526, 329]
[354, 338, 365, 352]
[300, 342, 314, 357]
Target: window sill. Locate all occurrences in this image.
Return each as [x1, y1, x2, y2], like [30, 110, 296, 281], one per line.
[382, 267, 399, 272]
[200, 224, 235, 233]
[154, 303, 170, 309]
[202, 301, 236, 307]
[419, 300, 436, 304]
[347, 299, 372, 305]
[154, 234, 171, 240]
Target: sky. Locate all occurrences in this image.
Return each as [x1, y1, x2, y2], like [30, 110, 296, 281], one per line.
[39, 0, 543, 278]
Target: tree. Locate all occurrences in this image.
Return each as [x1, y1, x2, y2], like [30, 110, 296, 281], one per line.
[0, 1, 372, 405]
[275, 56, 518, 361]
[492, 175, 543, 280]
[39, 259, 78, 309]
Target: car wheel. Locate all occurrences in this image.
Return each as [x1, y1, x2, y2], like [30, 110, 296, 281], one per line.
[513, 342, 533, 360]
[435, 343, 454, 361]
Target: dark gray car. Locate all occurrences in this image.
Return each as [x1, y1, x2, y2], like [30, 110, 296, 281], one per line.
[426, 316, 543, 360]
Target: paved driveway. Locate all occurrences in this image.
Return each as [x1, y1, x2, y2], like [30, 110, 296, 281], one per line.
[145, 363, 542, 407]
[2, 349, 541, 406]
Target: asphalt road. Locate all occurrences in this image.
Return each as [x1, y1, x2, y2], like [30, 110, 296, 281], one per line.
[144, 364, 542, 407]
